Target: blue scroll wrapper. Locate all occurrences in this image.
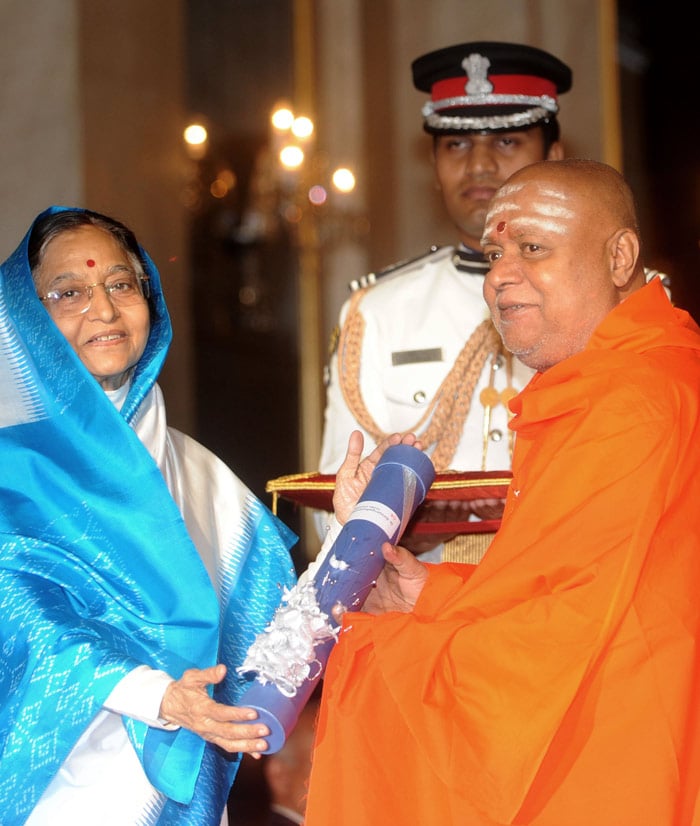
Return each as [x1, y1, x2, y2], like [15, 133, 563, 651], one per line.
[237, 444, 435, 752]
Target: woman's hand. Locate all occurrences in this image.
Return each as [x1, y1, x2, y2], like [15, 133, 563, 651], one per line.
[159, 664, 269, 757]
[333, 430, 422, 524]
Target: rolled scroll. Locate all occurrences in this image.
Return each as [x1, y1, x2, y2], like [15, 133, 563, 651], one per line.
[237, 444, 435, 752]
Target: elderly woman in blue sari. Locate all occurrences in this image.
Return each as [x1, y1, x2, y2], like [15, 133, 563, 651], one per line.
[0, 206, 396, 825]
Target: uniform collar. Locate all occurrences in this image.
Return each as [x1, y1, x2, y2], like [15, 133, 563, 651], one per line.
[452, 244, 489, 274]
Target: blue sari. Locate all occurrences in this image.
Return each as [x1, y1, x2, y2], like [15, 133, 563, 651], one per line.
[0, 206, 296, 824]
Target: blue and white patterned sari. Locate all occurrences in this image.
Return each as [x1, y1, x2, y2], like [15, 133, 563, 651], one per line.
[0, 206, 297, 824]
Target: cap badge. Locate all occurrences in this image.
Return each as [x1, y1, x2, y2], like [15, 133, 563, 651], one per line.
[462, 53, 493, 96]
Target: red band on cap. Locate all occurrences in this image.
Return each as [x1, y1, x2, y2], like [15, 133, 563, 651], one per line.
[432, 74, 557, 104]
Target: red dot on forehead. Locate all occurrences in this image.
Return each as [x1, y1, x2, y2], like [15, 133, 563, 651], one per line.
[497, 221, 506, 233]
[86, 259, 96, 267]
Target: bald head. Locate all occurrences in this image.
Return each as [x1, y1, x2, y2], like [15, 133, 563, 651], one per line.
[481, 159, 647, 371]
[496, 158, 639, 233]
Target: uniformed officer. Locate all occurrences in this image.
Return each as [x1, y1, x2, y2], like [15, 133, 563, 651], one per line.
[318, 41, 573, 560]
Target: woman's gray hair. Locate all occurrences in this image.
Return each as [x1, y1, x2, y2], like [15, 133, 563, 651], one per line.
[28, 209, 147, 285]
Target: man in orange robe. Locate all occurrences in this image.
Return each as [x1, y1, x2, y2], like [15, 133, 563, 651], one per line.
[304, 160, 700, 826]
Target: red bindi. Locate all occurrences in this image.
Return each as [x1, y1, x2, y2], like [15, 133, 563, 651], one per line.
[497, 221, 506, 233]
[86, 259, 96, 267]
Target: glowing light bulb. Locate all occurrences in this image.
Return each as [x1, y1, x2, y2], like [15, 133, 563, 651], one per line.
[280, 145, 305, 169]
[292, 116, 314, 140]
[332, 167, 356, 193]
[183, 123, 208, 145]
[271, 107, 295, 131]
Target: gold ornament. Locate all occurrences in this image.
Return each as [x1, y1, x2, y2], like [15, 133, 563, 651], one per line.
[479, 386, 500, 407]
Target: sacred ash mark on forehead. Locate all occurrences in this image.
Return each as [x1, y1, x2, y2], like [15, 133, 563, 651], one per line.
[485, 182, 576, 238]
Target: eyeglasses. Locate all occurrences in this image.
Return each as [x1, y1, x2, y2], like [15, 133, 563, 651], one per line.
[39, 273, 150, 318]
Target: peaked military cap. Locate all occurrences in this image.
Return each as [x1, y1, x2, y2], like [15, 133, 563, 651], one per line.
[412, 41, 572, 134]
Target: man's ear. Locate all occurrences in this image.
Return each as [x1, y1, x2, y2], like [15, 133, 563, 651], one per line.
[609, 228, 640, 288]
[546, 141, 565, 161]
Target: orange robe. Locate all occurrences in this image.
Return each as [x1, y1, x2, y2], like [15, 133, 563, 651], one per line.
[305, 279, 700, 826]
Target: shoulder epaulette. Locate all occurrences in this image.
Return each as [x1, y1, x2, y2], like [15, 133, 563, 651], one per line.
[348, 245, 451, 291]
[644, 267, 671, 290]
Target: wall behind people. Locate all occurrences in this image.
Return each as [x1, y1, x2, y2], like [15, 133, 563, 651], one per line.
[1, 3, 82, 245]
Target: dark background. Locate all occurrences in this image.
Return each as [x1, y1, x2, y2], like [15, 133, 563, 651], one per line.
[618, 0, 700, 320]
[185, 0, 304, 562]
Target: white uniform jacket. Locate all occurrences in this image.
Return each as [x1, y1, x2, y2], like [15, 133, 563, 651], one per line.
[319, 245, 535, 476]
